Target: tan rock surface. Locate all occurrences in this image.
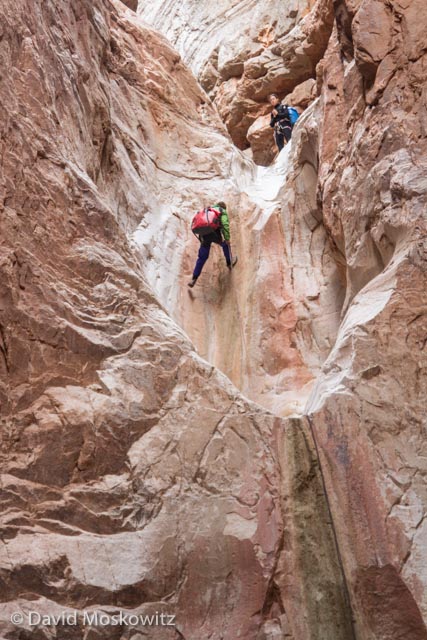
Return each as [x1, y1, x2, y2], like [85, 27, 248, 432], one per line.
[0, 1, 352, 639]
[305, 2, 427, 636]
[1, 0, 427, 638]
[246, 115, 277, 167]
[138, 0, 310, 80]
[284, 78, 317, 110]
[153, 0, 427, 633]
[138, 0, 334, 152]
[121, 0, 138, 10]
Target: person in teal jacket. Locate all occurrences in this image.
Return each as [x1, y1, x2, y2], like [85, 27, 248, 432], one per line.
[188, 201, 238, 288]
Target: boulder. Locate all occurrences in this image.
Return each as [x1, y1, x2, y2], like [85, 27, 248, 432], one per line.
[139, 0, 334, 149]
[246, 114, 277, 165]
[284, 78, 317, 109]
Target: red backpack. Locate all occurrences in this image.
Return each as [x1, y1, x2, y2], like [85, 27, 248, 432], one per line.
[191, 207, 221, 237]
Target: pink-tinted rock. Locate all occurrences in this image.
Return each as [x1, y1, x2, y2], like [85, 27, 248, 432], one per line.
[121, 0, 137, 10]
[284, 78, 317, 109]
[1, 0, 427, 638]
[0, 1, 353, 639]
[305, 0, 427, 634]
[246, 114, 277, 166]
[352, 0, 394, 80]
[139, 0, 335, 152]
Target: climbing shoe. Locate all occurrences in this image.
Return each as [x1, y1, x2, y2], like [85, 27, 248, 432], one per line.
[188, 277, 198, 288]
[227, 256, 238, 270]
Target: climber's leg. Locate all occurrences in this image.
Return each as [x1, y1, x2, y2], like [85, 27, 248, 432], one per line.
[283, 126, 292, 142]
[193, 241, 211, 279]
[275, 131, 285, 151]
[222, 242, 238, 270]
[221, 241, 231, 266]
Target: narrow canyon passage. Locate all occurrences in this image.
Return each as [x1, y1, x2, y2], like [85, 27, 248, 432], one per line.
[133, 104, 343, 418]
[0, 1, 426, 639]
[97, 2, 427, 637]
[127, 52, 357, 632]
[0, 3, 353, 638]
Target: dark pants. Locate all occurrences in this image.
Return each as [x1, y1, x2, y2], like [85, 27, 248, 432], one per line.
[275, 126, 292, 151]
[193, 232, 231, 279]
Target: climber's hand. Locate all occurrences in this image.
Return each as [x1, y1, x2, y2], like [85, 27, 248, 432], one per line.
[272, 108, 278, 116]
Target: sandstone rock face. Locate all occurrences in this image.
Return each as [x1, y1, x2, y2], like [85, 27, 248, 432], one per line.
[120, 0, 138, 10]
[304, 2, 427, 635]
[138, 0, 333, 151]
[0, 1, 352, 639]
[284, 78, 316, 110]
[134, 122, 322, 418]
[1, 0, 427, 639]
[138, 0, 310, 79]
[246, 114, 277, 166]
[136, 0, 427, 635]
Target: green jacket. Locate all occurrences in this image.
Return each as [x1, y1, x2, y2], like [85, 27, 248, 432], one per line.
[214, 203, 230, 241]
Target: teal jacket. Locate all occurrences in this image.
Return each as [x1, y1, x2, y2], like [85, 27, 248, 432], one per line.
[213, 203, 230, 241]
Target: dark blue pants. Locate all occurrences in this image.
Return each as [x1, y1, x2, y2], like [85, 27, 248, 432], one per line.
[275, 126, 292, 151]
[193, 235, 231, 279]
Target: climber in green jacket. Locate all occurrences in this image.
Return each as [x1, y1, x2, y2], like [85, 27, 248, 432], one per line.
[188, 201, 238, 288]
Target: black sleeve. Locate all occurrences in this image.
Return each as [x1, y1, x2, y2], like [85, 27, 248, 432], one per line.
[270, 112, 275, 128]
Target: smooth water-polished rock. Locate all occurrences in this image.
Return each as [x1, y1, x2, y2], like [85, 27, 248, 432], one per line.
[0, 1, 351, 639]
[1, 0, 427, 638]
[138, 0, 334, 150]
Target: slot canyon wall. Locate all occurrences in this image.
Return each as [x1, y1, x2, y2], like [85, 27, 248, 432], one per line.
[138, 0, 333, 163]
[0, 1, 426, 640]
